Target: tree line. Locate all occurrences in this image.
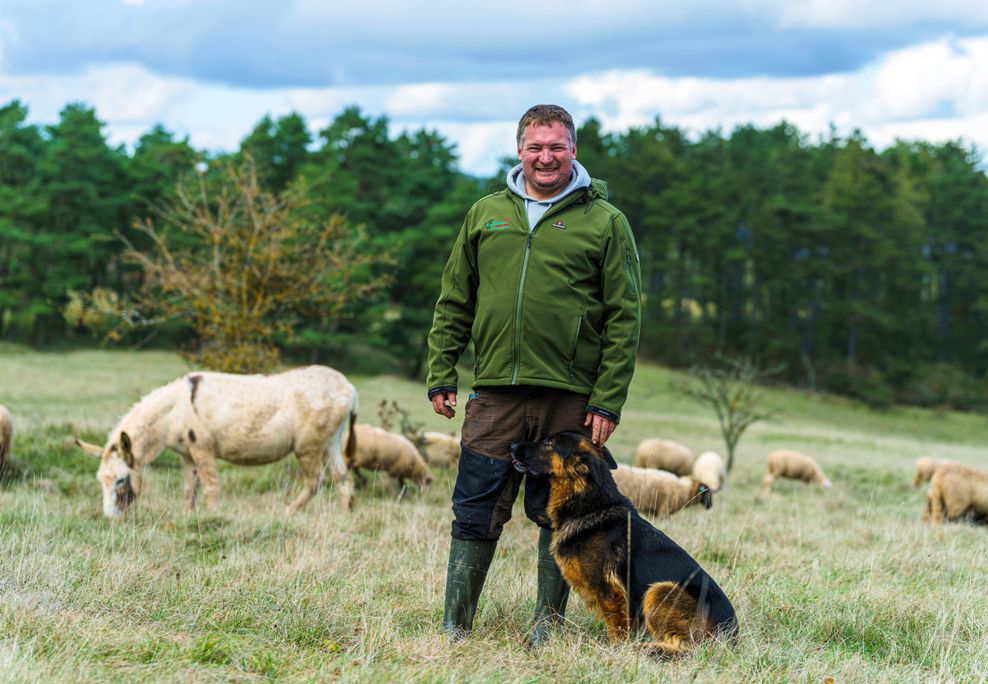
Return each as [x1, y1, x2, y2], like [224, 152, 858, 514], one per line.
[2, 99, 987, 408]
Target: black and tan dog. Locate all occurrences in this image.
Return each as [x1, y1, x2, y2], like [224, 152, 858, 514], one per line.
[511, 431, 737, 655]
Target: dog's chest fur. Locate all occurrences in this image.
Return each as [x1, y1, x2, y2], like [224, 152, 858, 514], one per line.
[550, 505, 634, 610]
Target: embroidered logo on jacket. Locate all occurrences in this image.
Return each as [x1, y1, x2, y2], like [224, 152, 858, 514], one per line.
[483, 219, 511, 231]
[551, 221, 566, 230]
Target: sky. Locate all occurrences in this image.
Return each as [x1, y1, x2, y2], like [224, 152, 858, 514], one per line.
[1, 1, 987, 176]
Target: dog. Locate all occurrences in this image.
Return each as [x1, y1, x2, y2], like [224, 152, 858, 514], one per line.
[511, 431, 737, 655]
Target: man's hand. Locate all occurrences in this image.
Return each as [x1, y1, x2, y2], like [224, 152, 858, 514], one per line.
[585, 412, 616, 446]
[431, 391, 457, 419]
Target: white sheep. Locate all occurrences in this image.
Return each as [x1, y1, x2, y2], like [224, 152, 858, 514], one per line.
[761, 449, 832, 491]
[912, 457, 955, 488]
[692, 451, 726, 491]
[923, 463, 988, 524]
[633, 438, 694, 476]
[612, 465, 712, 517]
[0, 404, 11, 471]
[349, 423, 433, 489]
[420, 431, 460, 467]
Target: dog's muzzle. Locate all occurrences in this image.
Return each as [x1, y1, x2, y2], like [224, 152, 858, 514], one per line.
[509, 440, 537, 473]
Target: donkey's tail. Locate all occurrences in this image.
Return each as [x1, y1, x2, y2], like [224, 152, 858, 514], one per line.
[345, 385, 358, 466]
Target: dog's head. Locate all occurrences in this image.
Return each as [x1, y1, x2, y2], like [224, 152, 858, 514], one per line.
[510, 431, 618, 480]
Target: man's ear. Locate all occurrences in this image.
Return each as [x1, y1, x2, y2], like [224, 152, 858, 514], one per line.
[601, 446, 618, 470]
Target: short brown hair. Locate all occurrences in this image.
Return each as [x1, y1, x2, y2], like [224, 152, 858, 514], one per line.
[516, 104, 576, 148]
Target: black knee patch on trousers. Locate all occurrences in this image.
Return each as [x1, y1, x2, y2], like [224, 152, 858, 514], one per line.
[451, 445, 552, 540]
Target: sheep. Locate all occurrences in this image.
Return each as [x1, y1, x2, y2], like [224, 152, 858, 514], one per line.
[923, 463, 988, 524]
[761, 449, 832, 491]
[612, 465, 712, 517]
[633, 438, 694, 476]
[420, 431, 460, 467]
[348, 423, 433, 489]
[692, 451, 726, 491]
[912, 457, 956, 488]
[0, 404, 11, 472]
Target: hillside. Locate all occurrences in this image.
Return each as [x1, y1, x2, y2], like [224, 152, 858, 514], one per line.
[1, 349, 986, 681]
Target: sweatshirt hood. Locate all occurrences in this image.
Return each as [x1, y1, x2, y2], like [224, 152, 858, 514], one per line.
[506, 159, 592, 203]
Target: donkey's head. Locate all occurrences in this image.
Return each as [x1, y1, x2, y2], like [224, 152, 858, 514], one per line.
[76, 431, 143, 518]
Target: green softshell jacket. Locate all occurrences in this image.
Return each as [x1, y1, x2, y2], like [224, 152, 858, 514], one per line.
[426, 178, 642, 422]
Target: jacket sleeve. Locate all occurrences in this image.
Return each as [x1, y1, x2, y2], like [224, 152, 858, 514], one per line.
[587, 212, 642, 421]
[426, 210, 478, 397]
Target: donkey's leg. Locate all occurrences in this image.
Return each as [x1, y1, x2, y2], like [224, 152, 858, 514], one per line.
[327, 442, 354, 512]
[287, 448, 327, 514]
[189, 448, 221, 510]
[181, 453, 201, 512]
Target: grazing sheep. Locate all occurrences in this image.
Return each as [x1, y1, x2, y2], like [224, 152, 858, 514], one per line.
[692, 451, 726, 491]
[0, 404, 11, 471]
[923, 463, 988, 524]
[349, 423, 433, 489]
[761, 449, 832, 491]
[633, 438, 694, 476]
[612, 465, 712, 517]
[74, 365, 358, 517]
[420, 431, 460, 467]
[912, 457, 955, 488]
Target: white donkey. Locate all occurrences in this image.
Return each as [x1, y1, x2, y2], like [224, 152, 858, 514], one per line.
[75, 365, 358, 517]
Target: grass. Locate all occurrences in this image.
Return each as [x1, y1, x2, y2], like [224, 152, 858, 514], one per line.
[1, 348, 987, 682]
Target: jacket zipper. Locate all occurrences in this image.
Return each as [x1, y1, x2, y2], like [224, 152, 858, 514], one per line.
[625, 249, 637, 297]
[510, 189, 592, 384]
[511, 230, 534, 384]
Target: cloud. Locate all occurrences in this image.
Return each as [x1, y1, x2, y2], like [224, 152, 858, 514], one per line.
[2, 12, 986, 177]
[761, 0, 988, 30]
[565, 35, 988, 157]
[3, 0, 987, 90]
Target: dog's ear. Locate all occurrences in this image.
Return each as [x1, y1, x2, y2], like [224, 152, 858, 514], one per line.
[600, 445, 618, 470]
[699, 484, 713, 509]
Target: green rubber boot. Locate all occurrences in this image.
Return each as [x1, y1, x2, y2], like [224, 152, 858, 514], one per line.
[528, 527, 570, 647]
[441, 538, 497, 641]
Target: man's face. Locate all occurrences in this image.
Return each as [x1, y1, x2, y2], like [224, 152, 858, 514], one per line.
[517, 121, 576, 200]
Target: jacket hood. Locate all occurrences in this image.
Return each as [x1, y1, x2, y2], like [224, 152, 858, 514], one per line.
[506, 159, 593, 202]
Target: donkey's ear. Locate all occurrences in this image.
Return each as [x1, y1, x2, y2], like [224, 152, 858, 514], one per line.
[601, 446, 618, 470]
[74, 438, 103, 458]
[119, 432, 135, 468]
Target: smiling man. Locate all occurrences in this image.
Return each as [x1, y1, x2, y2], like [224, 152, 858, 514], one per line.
[426, 104, 642, 645]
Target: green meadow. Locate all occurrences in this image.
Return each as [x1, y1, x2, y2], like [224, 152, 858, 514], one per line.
[1, 348, 986, 682]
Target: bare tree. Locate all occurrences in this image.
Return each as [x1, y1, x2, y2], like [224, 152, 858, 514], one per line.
[70, 158, 390, 372]
[678, 356, 781, 473]
[377, 399, 426, 457]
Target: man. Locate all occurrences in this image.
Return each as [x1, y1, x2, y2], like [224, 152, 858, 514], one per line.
[426, 104, 642, 644]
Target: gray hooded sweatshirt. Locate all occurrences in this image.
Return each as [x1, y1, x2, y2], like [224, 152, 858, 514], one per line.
[506, 159, 592, 232]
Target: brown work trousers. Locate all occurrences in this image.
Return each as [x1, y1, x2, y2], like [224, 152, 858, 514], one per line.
[451, 385, 590, 540]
